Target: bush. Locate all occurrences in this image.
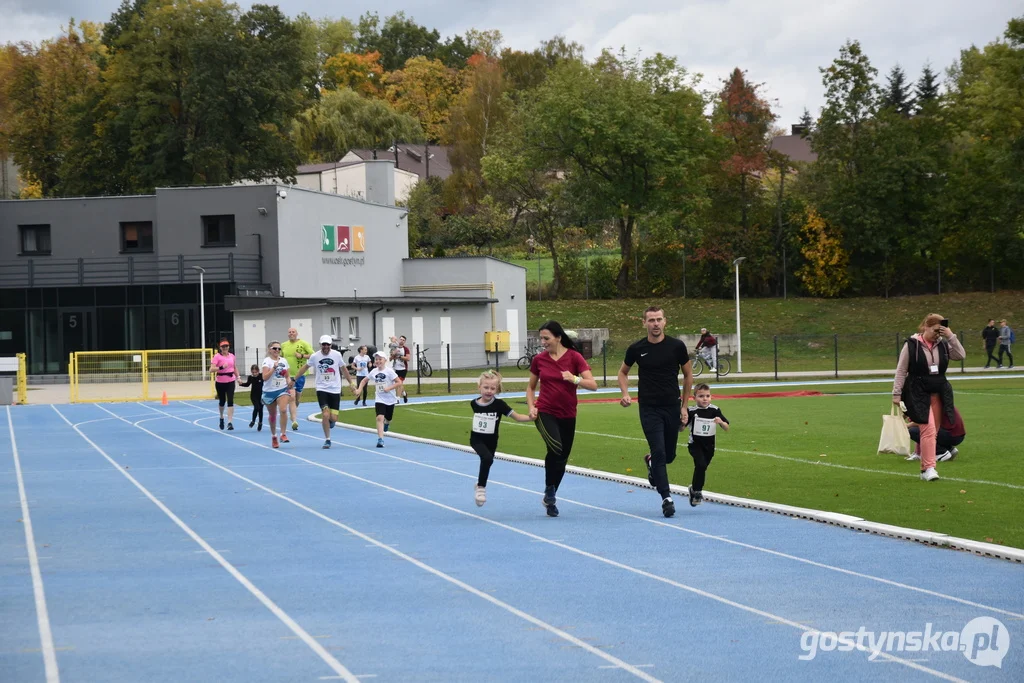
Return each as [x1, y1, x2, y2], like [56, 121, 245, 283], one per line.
[588, 257, 619, 299]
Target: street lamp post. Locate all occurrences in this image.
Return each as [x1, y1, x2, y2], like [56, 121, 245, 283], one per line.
[733, 257, 746, 373]
[191, 266, 206, 372]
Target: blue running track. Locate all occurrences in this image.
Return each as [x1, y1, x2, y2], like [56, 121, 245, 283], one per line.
[2, 400, 1022, 682]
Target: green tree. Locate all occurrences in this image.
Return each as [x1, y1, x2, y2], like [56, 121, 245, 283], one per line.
[356, 12, 441, 71]
[502, 51, 710, 295]
[880, 64, 914, 115]
[914, 63, 940, 113]
[291, 88, 422, 163]
[446, 53, 509, 206]
[293, 14, 357, 93]
[100, 0, 310, 192]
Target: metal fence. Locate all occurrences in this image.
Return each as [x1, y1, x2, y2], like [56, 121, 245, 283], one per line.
[0, 253, 262, 288]
[70, 349, 215, 403]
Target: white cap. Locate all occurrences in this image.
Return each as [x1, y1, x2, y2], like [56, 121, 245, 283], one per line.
[374, 350, 389, 359]
[319, 335, 333, 345]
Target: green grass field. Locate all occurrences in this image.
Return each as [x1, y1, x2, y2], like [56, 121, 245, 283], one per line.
[336, 377, 1024, 549]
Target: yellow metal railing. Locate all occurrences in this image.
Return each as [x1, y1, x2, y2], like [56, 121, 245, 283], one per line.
[16, 353, 27, 404]
[69, 349, 215, 403]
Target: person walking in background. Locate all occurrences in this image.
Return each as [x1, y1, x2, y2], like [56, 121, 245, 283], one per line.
[352, 345, 371, 406]
[997, 319, 1014, 369]
[238, 364, 264, 430]
[982, 319, 1000, 368]
[469, 371, 533, 506]
[526, 320, 597, 517]
[281, 327, 313, 431]
[892, 314, 966, 481]
[261, 341, 294, 449]
[618, 306, 693, 518]
[210, 339, 238, 430]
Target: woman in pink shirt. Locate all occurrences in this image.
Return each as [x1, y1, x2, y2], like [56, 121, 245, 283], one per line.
[526, 321, 597, 517]
[892, 314, 966, 481]
[210, 339, 238, 430]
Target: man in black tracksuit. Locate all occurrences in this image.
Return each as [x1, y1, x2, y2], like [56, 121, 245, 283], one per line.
[617, 306, 693, 518]
[982, 319, 1000, 368]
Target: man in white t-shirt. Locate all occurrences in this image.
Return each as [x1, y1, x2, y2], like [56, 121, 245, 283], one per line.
[295, 335, 356, 449]
[356, 351, 402, 448]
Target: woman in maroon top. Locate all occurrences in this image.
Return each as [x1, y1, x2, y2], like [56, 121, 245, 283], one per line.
[526, 321, 598, 517]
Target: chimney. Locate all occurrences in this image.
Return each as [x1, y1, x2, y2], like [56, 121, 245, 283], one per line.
[791, 124, 807, 136]
[364, 159, 395, 206]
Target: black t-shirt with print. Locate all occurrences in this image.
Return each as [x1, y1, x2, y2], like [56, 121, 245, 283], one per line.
[469, 397, 514, 448]
[623, 336, 691, 407]
[686, 404, 729, 446]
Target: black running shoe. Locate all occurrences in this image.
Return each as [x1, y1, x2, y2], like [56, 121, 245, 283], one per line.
[353, 398, 360, 405]
[542, 485, 558, 516]
[689, 489, 703, 507]
[257, 423, 262, 432]
[219, 418, 224, 430]
[403, 395, 408, 403]
[644, 453, 654, 487]
[249, 420, 255, 428]
[322, 439, 331, 449]
[227, 423, 234, 431]
[662, 498, 676, 518]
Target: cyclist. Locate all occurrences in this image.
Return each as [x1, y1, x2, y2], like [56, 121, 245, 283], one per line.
[695, 328, 718, 373]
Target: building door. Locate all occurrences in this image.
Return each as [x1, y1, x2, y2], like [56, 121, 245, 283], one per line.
[60, 309, 95, 371]
[243, 319, 266, 368]
[164, 307, 192, 350]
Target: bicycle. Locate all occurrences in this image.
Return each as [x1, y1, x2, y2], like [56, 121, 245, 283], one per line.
[517, 348, 539, 371]
[416, 347, 433, 377]
[692, 354, 730, 377]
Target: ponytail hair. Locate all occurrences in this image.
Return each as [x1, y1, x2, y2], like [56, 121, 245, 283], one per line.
[538, 320, 577, 352]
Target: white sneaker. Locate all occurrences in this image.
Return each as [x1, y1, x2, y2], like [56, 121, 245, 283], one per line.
[905, 453, 921, 461]
[920, 467, 940, 481]
[936, 450, 954, 463]
[474, 485, 487, 507]
[950, 447, 959, 458]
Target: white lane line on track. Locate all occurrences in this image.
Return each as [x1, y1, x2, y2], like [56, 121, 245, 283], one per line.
[7, 406, 60, 683]
[402, 407, 1024, 490]
[152, 403, 966, 682]
[52, 405, 361, 683]
[96, 403, 661, 683]
[183, 401, 1024, 620]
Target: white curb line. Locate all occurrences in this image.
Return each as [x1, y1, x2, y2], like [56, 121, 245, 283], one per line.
[331, 420, 1024, 564]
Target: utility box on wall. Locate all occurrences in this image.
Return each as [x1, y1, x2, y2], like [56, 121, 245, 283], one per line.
[484, 330, 510, 352]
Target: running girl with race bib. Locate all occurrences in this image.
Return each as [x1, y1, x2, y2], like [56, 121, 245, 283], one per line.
[685, 383, 730, 507]
[469, 371, 532, 507]
[356, 351, 402, 448]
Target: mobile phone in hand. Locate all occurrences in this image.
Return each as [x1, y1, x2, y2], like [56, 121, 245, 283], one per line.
[940, 319, 949, 328]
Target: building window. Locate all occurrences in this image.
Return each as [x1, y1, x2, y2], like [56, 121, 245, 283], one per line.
[348, 316, 360, 340]
[202, 215, 235, 247]
[120, 221, 154, 252]
[330, 316, 342, 339]
[20, 224, 51, 255]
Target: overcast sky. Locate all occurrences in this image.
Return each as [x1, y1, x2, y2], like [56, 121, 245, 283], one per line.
[2, 0, 1019, 126]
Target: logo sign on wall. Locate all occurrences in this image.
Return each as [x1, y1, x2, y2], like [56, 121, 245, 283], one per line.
[321, 225, 366, 265]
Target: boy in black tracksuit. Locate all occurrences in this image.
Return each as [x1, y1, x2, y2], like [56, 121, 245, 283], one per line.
[238, 364, 264, 430]
[685, 383, 729, 507]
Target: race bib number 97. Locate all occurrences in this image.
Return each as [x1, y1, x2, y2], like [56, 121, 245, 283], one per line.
[694, 416, 717, 436]
[473, 415, 498, 434]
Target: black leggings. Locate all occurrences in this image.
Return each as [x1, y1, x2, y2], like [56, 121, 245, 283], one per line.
[216, 382, 235, 407]
[356, 377, 368, 403]
[535, 413, 576, 490]
[985, 345, 1000, 366]
[250, 401, 264, 424]
[639, 403, 682, 498]
[471, 440, 496, 487]
[689, 441, 716, 492]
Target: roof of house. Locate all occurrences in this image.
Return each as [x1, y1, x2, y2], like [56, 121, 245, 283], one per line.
[295, 160, 364, 175]
[347, 144, 452, 180]
[769, 134, 817, 164]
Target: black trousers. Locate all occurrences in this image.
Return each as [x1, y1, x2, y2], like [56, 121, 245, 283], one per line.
[688, 440, 716, 492]
[535, 413, 576, 490]
[985, 344, 1000, 366]
[250, 400, 264, 424]
[998, 344, 1013, 366]
[471, 439, 497, 487]
[356, 378, 368, 403]
[909, 426, 964, 453]
[639, 402, 681, 498]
